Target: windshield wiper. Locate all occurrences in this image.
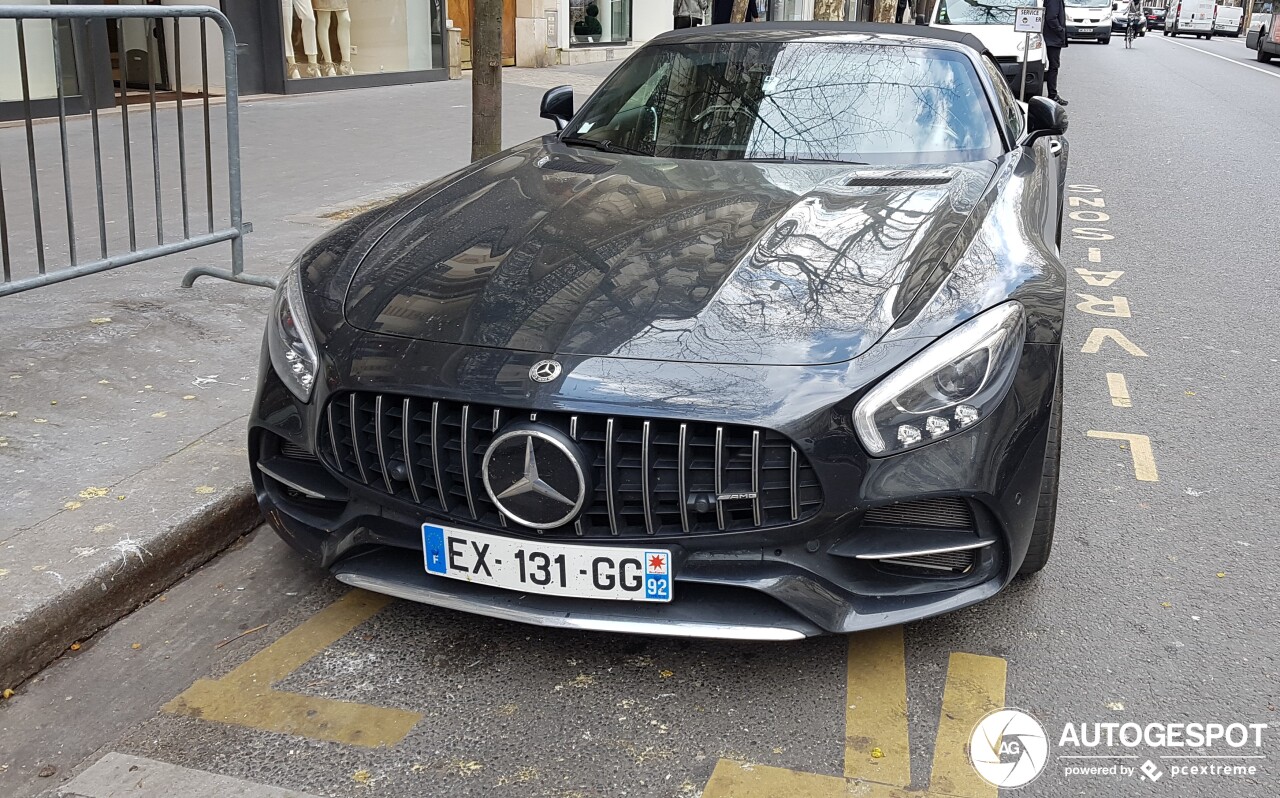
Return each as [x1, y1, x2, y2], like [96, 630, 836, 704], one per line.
[560, 136, 646, 157]
[745, 156, 869, 165]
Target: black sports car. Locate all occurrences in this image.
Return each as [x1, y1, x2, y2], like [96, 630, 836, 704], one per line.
[251, 22, 1070, 640]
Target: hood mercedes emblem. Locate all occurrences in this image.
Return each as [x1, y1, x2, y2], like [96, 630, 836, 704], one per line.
[481, 426, 589, 529]
[529, 359, 562, 383]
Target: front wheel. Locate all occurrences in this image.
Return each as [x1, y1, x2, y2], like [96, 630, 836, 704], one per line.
[1019, 359, 1062, 576]
[1102, 34, 1112, 43]
[1259, 37, 1274, 62]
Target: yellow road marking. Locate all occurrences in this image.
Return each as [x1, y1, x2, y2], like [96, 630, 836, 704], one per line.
[1071, 227, 1114, 241]
[163, 590, 423, 747]
[1075, 268, 1124, 287]
[1075, 294, 1131, 317]
[1088, 247, 1102, 262]
[703, 630, 1008, 798]
[1086, 430, 1160, 481]
[927, 653, 1007, 798]
[1081, 328, 1147, 357]
[845, 627, 910, 785]
[1069, 196, 1106, 208]
[1106, 373, 1133, 408]
[1068, 210, 1110, 223]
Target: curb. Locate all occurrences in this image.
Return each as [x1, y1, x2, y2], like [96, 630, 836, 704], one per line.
[0, 421, 262, 689]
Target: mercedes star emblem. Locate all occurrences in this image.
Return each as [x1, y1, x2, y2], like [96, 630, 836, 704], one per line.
[481, 426, 589, 529]
[529, 359, 562, 383]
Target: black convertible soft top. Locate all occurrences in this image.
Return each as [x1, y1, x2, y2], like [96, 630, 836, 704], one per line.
[651, 21, 993, 60]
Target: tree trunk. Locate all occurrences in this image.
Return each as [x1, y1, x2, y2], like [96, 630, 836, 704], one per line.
[731, 0, 752, 22]
[471, 0, 502, 162]
[874, 0, 897, 22]
[813, 0, 846, 20]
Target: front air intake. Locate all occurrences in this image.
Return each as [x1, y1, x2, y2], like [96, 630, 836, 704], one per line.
[863, 498, 974, 529]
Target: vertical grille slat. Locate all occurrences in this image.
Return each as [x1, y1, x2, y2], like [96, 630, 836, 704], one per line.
[751, 430, 762, 527]
[714, 425, 726, 532]
[402, 397, 422, 505]
[641, 421, 655, 536]
[460, 404, 478, 521]
[605, 417, 620, 536]
[789, 446, 800, 522]
[677, 423, 691, 535]
[326, 403, 343, 475]
[348, 395, 369, 484]
[431, 400, 449, 513]
[374, 395, 395, 494]
[318, 392, 823, 540]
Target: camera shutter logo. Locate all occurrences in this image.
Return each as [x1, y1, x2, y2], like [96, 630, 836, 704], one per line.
[969, 707, 1050, 788]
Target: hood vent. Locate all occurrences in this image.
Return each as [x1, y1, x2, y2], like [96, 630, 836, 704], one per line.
[844, 171, 953, 188]
[537, 156, 615, 175]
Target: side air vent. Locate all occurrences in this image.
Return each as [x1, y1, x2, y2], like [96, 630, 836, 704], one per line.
[538, 156, 615, 175]
[863, 497, 974, 529]
[281, 440, 319, 461]
[844, 172, 953, 188]
[878, 548, 980, 573]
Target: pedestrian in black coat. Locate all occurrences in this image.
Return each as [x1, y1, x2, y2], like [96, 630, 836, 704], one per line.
[712, 0, 758, 24]
[1043, 0, 1070, 105]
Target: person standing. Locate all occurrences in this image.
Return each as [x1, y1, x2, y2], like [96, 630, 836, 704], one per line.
[1043, 0, 1069, 106]
[674, 0, 710, 28]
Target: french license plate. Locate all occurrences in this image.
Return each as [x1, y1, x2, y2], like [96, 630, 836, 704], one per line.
[422, 524, 673, 602]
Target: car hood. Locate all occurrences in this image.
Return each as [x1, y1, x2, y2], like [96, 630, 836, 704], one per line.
[342, 139, 997, 366]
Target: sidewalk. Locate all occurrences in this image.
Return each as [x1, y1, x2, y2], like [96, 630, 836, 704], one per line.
[0, 64, 613, 689]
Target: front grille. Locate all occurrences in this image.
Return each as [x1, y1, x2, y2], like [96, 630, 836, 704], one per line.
[863, 498, 974, 529]
[318, 392, 823, 540]
[880, 549, 976, 573]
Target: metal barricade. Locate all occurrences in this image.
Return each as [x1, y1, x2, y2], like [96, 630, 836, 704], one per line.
[0, 5, 274, 297]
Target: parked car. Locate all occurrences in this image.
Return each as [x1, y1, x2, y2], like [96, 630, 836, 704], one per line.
[249, 22, 1072, 640]
[1166, 0, 1216, 36]
[1066, 0, 1115, 42]
[1145, 7, 1168, 29]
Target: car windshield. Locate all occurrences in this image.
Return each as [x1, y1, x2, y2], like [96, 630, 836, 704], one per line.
[935, 0, 1020, 25]
[560, 41, 1003, 165]
[1065, 0, 1110, 7]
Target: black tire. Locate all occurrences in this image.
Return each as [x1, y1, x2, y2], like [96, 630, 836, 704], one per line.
[1259, 32, 1273, 62]
[1102, 34, 1111, 44]
[1019, 359, 1062, 576]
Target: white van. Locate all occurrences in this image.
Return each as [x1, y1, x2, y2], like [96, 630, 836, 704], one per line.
[1166, 0, 1217, 36]
[932, 0, 1048, 98]
[1065, 0, 1115, 44]
[1214, 4, 1244, 34]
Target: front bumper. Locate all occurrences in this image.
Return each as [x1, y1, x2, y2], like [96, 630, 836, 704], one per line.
[1067, 23, 1110, 39]
[999, 61, 1044, 98]
[250, 331, 1060, 640]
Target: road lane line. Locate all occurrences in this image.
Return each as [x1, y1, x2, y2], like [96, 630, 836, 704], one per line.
[928, 653, 1007, 798]
[163, 589, 424, 747]
[1076, 294, 1132, 317]
[1076, 268, 1124, 287]
[1107, 373, 1133, 407]
[1086, 431, 1161, 481]
[1159, 36, 1280, 79]
[1088, 247, 1102, 263]
[845, 627, 911, 786]
[1082, 328, 1148, 357]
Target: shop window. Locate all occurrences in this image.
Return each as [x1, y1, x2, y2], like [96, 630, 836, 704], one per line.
[570, 0, 631, 45]
[283, 0, 444, 79]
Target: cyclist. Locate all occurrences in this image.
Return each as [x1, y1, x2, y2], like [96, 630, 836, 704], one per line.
[1126, 0, 1143, 44]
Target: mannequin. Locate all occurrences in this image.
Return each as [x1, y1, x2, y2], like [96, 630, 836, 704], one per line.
[282, 0, 319, 78]
[314, 0, 354, 76]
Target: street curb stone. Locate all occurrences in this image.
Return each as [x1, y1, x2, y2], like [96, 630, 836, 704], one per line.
[54, 752, 321, 798]
[0, 419, 261, 689]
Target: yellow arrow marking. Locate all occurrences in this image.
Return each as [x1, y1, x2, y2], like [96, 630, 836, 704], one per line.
[163, 590, 422, 747]
[702, 628, 1008, 797]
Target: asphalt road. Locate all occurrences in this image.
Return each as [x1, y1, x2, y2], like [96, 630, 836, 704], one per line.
[3, 35, 1279, 798]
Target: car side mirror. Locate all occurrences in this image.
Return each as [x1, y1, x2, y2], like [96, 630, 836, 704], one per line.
[541, 85, 574, 131]
[1024, 96, 1068, 145]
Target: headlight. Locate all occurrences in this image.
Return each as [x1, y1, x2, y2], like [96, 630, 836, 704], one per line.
[268, 263, 320, 402]
[1018, 34, 1044, 51]
[853, 302, 1025, 456]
